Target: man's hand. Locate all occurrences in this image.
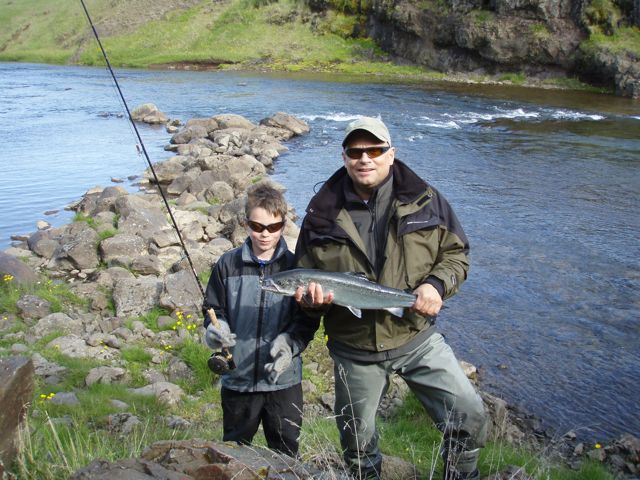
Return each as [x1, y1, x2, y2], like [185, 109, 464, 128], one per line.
[264, 333, 293, 383]
[293, 282, 334, 309]
[411, 283, 443, 317]
[204, 320, 237, 350]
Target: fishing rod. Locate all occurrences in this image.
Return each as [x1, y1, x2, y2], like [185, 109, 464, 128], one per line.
[79, 0, 235, 373]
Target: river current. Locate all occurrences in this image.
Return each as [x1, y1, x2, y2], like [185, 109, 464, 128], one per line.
[1, 62, 639, 442]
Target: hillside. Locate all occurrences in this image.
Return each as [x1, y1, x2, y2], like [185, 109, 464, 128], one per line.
[0, 0, 638, 95]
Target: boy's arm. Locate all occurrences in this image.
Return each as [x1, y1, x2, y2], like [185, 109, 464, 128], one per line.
[202, 262, 228, 328]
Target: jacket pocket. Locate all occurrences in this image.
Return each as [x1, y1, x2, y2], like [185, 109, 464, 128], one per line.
[402, 229, 439, 288]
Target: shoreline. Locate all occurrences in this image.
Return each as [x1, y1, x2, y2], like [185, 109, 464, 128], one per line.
[1, 107, 638, 478]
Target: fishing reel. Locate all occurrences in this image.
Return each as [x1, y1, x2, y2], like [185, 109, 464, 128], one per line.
[204, 308, 237, 375]
[207, 349, 236, 375]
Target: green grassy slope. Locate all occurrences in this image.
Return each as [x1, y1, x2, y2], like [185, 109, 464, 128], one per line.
[0, 0, 427, 76]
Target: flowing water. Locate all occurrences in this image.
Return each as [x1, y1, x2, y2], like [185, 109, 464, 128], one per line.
[1, 62, 639, 442]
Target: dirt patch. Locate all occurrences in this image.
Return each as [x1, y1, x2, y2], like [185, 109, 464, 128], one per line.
[148, 60, 234, 71]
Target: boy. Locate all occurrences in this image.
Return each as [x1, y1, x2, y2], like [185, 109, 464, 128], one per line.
[202, 181, 316, 457]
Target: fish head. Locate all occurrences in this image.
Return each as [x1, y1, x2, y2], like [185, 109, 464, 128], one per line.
[261, 277, 283, 294]
[260, 274, 302, 296]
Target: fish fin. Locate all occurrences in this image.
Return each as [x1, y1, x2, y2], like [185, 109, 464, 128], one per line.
[384, 307, 405, 318]
[345, 271, 369, 280]
[347, 306, 362, 318]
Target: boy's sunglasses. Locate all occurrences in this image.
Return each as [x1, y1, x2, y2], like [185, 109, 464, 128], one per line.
[344, 146, 391, 160]
[246, 219, 285, 233]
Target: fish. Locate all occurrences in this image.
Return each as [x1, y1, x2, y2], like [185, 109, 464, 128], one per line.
[261, 269, 416, 318]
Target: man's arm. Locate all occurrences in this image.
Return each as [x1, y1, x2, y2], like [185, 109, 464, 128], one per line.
[425, 225, 469, 300]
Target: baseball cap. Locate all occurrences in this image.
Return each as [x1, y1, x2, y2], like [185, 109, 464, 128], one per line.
[342, 117, 391, 147]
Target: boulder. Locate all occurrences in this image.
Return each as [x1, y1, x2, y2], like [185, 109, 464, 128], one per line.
[166, 357, 196, 384]
[93, 266, 135, 289]
[113, 275, 163, 317]
[143, 156, 188, 184]
[159, 269, 202, 312]
[130, 255, 165, 276]
[167, 170, 200, 195]
[114, 195, 171, 237]
[70, 440, 330, 480]
[260, 112, 310, 136]
[127, 381, 184, 407]
[99, 233, 147, 267]
[33, 312, 84, 340]
[50, 222, 100, 270]
[72, 186, 129, 216]
[0, 356, 35, 471]
[50, 391, 80, 407]
[213, 155, 267, 193]
[203, 180, 235, 205]
[107, 413, 142, 436]
[46, 335, 119, 361]
[31, 352, 67, 382]
[26, 229, 61, 259]
[185, 117, 219, 133]
[170, 124, 208, 144]
[85, 366, 129, 386]
[131, 103, 169, 124]
[0, 251, 39, 284]
[212, 113, 255, 130]
[15, 294, 51, 322]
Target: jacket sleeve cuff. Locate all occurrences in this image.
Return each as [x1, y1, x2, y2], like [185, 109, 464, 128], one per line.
[424, 276, 445, 299]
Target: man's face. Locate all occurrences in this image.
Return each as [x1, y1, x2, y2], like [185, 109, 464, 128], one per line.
[342, 131, 395, 197]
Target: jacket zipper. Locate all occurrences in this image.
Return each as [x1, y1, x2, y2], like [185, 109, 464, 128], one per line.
[253, 262, 267, 390]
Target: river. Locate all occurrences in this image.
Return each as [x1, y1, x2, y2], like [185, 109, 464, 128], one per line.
[1, 62, 639, 443]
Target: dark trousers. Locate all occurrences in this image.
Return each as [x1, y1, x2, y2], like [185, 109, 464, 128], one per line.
[221, 384, 303, 456]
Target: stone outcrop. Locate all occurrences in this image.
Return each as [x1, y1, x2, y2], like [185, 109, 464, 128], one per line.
[308, 0, 639, 96]
[0, 356, 34, 474]
[69, 440, 333, 480]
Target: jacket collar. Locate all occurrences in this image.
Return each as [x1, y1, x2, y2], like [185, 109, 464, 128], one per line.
[307, 159, 429, 220]
[241, 236, 289, 264]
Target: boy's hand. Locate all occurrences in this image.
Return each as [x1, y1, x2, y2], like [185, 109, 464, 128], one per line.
[265, 333, 293, 383]
[204, 321, 236, 349]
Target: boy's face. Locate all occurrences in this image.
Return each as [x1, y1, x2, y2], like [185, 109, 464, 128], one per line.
[246, 207, 285, 259]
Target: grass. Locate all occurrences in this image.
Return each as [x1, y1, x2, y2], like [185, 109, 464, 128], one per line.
[0, 274, 86, 315]
[2, 269, 617, 480]
[176, 337, 217, 393]
[0, 0, 439, 79]
[583, 27, 640, 56]
[498, 72, 527, 84]
[529, 22, 551, 40]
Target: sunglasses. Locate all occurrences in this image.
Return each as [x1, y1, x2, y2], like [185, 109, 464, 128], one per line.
[246, 219, 285, 233]
[344, 146, 391, 160]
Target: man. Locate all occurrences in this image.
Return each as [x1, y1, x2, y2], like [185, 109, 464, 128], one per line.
[293, 117, 488, 479]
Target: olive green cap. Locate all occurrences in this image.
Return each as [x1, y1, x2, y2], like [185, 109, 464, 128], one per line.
[342, 117, 392, 147]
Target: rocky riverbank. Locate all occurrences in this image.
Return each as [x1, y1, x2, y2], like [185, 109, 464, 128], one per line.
[1, 107, 638, 479]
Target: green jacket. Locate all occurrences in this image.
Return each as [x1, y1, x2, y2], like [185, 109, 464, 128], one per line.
[295, 160, 469, 352]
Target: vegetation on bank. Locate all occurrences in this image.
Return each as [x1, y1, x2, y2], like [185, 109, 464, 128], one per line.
[2, 0, 632, 92]
[0, 272, 616, 479]
[0, 0, 427, 77]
